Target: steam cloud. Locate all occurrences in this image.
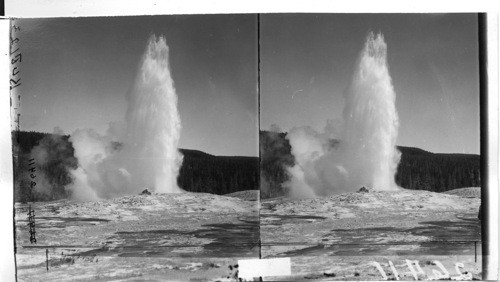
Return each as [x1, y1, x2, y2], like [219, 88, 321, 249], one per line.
[260, 124, 295, 198]
[29, 127, 77, 200]
[68, 35, 183, 201]
[286, 32, 401, 198]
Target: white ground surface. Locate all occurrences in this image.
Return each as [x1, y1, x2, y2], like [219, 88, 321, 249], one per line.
[14, 188, 482, 281]
[15, 192, 258, 281]
[443, 187, 481, 198]
[260, 188, 482, 281]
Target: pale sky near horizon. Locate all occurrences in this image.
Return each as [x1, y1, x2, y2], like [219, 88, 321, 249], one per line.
[261, 14, 480, 154]
[15, 15, 259, 156]
[15, 14, 480, 156]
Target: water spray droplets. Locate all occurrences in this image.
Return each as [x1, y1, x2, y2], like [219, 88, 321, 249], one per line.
[69, 34, 183, 200]
[286, 32, 400, 197]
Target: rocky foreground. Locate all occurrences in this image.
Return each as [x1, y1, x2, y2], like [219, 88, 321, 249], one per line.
[14, 188, 482, 281]
[260, 187, 482, 280]
[15, 192, 259, 281]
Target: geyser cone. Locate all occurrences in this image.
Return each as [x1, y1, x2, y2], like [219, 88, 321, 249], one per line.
[126, 35, 183, 193]
[342, 32, 400, 191]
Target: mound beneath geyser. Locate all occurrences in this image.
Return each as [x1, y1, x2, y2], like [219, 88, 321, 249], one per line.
[15, 192, 259, 247]
[262, 188, 479, 219]
[224, 190, 260, 201]
[15, 191, 260, 281]
[260, 188, 481, 253]
[20, 191, 258, 223]
[443, 187, 481, 198]
[260, 188, 482, 279]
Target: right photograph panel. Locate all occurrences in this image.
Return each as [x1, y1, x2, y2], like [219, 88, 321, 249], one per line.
[259, 14, 482, 280]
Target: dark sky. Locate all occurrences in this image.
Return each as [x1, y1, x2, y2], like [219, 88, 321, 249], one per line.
[17, 14, 480, 156]
[17, 15, 258, 156]
[261, 14, 480, 154]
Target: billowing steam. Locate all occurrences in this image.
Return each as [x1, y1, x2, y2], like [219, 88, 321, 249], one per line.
[260, 124, 295, 198]
[28, 127, 77, 201]
[68, 35, 183, 200]
[286, 32, 400, 198]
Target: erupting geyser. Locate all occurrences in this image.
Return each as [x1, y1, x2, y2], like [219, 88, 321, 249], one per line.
[126, 34, 183, 194]
[68, 35, 183, 200]
[286, 32, 400, 198]
[342, 32, 400, 191]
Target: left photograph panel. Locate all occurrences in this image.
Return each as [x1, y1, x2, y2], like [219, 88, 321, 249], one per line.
[11, 15, 259, 281]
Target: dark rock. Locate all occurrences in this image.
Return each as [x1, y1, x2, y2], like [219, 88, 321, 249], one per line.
[357, 186, 372, 193]
[324, 272, 336, 277]
[140, 189, 151, 195]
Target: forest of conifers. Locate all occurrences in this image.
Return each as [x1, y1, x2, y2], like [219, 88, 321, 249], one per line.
[13, 131, 259, 202]
[12, 130, 480, 202]
[259, 130, 481, 198]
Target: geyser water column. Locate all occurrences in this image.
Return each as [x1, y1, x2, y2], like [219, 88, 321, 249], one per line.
[68, 34, 182, 200]
[342, 32, 400, 191]
[126, 34, 183, 193]
[285, 32, 400, 198]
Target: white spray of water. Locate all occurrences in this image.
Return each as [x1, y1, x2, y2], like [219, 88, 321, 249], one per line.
[125, 34, 183, 194]
[286, 32, 400, 197]
[68, 35, 183, 200]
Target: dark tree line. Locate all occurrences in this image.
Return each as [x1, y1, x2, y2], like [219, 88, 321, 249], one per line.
[259, 130, 481, 198]
[395, 148, 481, 192]
[259, 131, 294, 198]
[13, 130, 480, 202]
[13, 131, 77, 202]
[13, 130, 51, 153]
[12, 131, 259, 202]
[178, 149, 259, 195]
